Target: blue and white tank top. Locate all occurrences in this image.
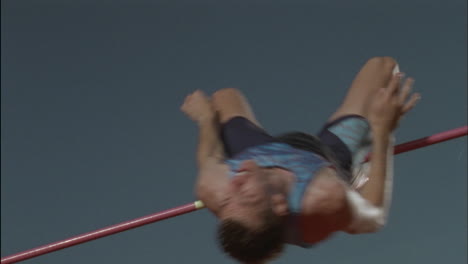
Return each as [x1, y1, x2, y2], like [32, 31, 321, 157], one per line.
[225, 142, 331, 247]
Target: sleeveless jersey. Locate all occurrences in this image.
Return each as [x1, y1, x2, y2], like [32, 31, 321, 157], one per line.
[225, 142, 330, 247]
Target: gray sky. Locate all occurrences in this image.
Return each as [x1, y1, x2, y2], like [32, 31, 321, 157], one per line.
[1, 1, 467, 263]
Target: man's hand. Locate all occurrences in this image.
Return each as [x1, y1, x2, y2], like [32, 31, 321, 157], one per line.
[181, 90, 215, 124]
[369, 74, 420, 134]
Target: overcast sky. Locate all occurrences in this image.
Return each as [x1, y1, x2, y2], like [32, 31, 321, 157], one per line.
[1, 1, 467, 263]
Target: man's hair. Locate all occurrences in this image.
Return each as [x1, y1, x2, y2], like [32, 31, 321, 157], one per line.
[217, 211, 286, 263]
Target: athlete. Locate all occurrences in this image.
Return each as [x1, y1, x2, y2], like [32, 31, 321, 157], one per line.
[181, 57, 420, 263]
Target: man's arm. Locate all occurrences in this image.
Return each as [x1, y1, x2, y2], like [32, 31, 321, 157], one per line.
[344, 134, 394, 234]
[195, 116, 229, 201]
[357, 130, 391, 207]
[195, 114, 225, 168]
[344, 74, 420, 234]
[181, 90, 229, 214]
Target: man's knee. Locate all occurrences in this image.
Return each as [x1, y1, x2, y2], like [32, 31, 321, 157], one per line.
[211, 88, 260, 125]
[365, 56, 398, 72]
[212, 88, 242, 98]
[212, 88, 242, 105]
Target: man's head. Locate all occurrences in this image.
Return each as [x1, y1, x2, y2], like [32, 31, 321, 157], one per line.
[217, 160, 289, 263]
[217, 210, 285, 263]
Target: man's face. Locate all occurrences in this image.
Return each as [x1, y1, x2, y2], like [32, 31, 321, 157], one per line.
[219, 160, 271, 228]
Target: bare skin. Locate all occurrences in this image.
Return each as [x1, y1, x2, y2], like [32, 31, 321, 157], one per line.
[181, 56, 420, 244]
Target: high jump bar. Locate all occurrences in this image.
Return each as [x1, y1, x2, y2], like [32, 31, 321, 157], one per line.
[2, 125, 467, 264]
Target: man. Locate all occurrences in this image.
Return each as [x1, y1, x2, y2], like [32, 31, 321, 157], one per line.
[181, 57, 420, 263]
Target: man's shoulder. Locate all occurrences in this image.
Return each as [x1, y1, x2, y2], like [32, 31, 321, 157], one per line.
[300, 167, 351, 218]
[196, 157, 230, 215]
[298, 170, 353, 243]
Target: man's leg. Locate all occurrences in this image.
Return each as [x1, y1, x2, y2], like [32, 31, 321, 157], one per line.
[317, 57, 399, 177]
[211, 88, 274, 157]
[328, 57, 399, 121]
[211, 88, 263, 127]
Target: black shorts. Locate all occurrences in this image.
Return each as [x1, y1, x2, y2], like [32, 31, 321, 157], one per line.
[220, 116, 370, 177]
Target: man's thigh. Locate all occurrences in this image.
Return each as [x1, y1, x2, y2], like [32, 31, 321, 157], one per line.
[328, 57, 399, 122]
[211, 88, 274, 157]
[220, 116, 275, 158]
[211, 88, 263, 127]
